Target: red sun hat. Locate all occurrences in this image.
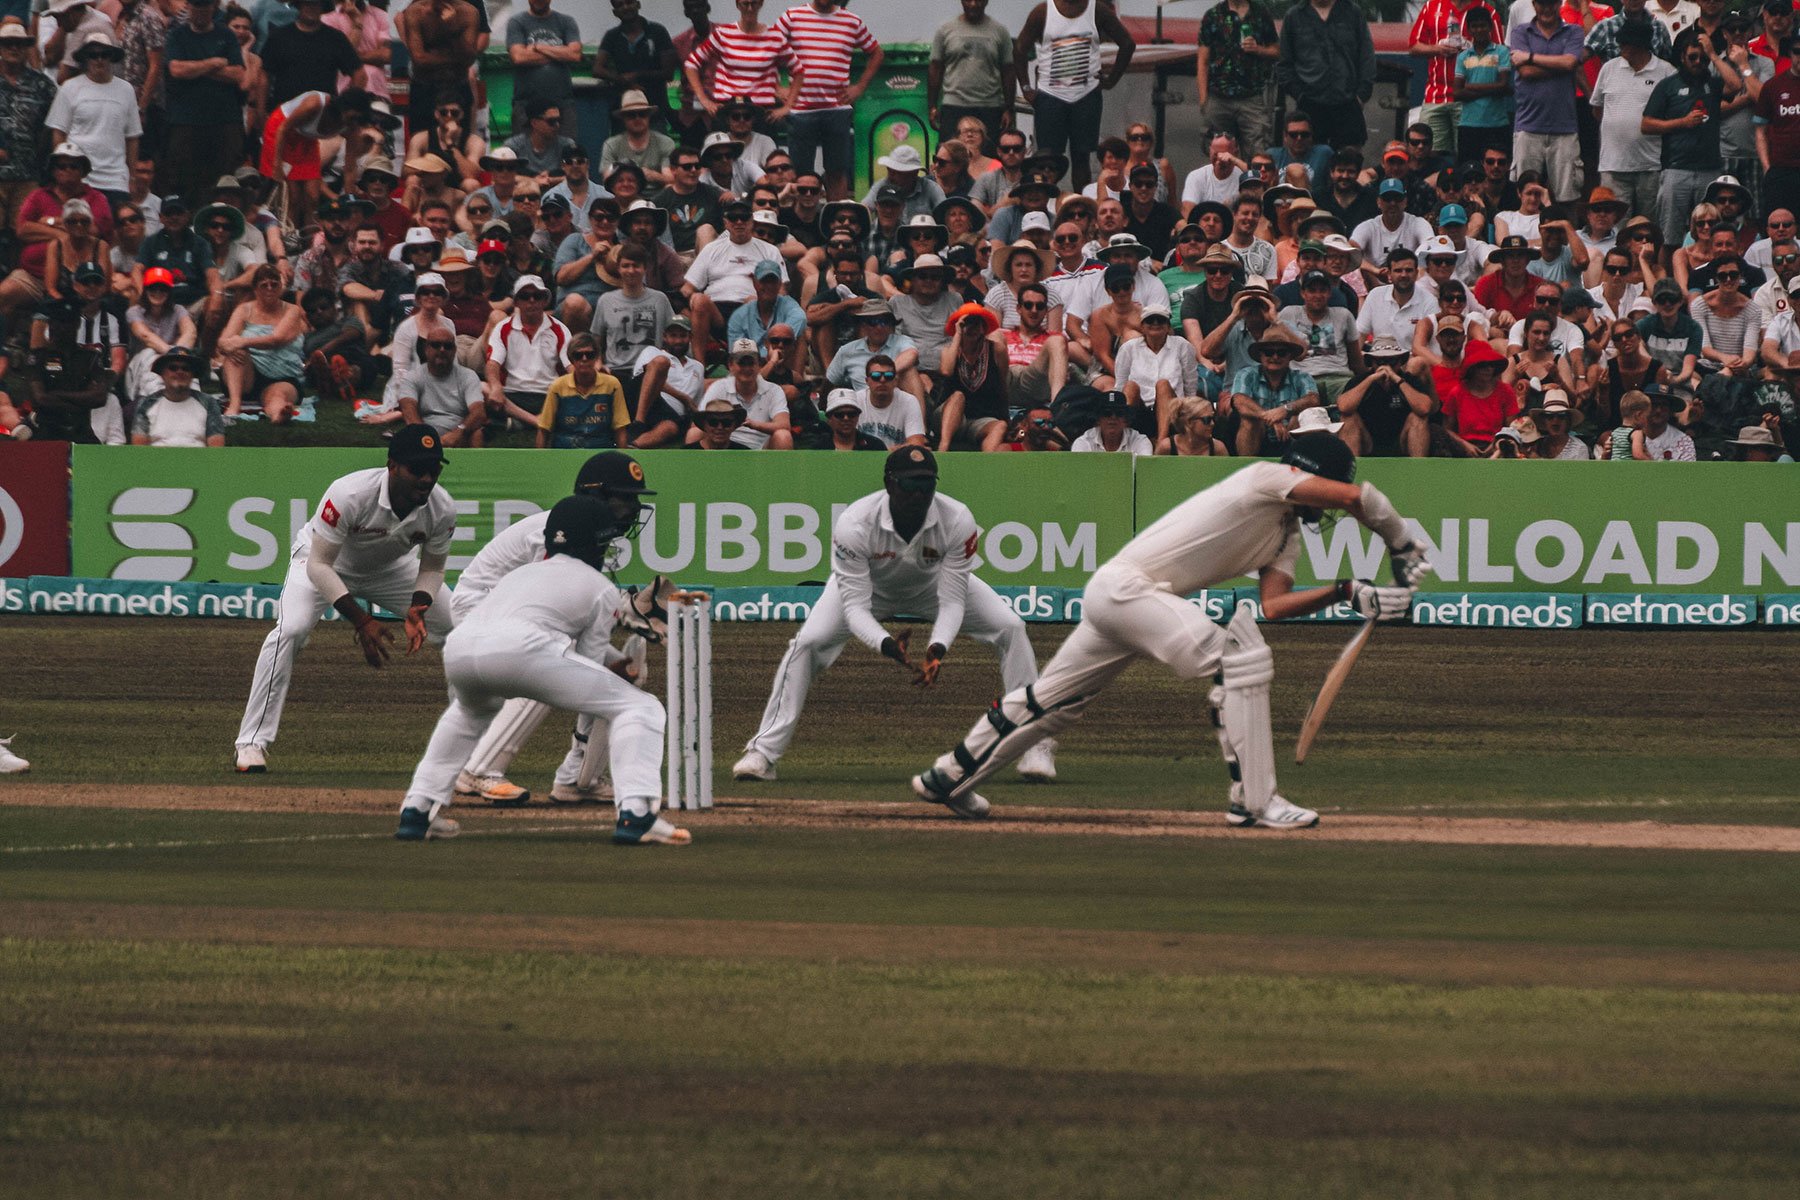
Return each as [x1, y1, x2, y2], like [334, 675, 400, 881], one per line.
[944, 301, 1000, 336]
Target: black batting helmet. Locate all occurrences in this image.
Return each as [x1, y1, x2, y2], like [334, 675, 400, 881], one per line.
[1282, 433, 1357, 484]
[544, 495, 619, 570]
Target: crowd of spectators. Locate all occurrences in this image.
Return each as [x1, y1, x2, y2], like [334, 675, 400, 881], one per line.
[0, 0, 1792, 460]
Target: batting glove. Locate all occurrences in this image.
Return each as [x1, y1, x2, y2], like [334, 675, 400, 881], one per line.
[1389, 541, 1434, 589]
[1349, 580, 1414, 621]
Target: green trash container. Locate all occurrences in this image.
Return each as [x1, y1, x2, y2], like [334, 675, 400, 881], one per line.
[851, 45, 932, 199]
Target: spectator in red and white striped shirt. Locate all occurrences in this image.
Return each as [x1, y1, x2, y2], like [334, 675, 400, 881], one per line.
[682, 0, 803, 119]
[775, 0, 883, 200]
[1408, 0, 1501, 163]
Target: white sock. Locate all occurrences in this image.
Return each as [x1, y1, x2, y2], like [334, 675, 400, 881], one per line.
[617, 796, 654, 819]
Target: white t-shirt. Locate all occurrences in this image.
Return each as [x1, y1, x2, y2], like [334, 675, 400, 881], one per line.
[1355, 285, 1440, 344]
[1646, 0, 1702, 38]
[130, 389, 225, 447]
[702, 375, 788, 448]
[1507, 315, 1585, 358]
[1107, 460, 1305, 596]
[295, 466, 458, 577]
[1181, 166, 1247, 211]
[486, 314, 572, 396]
[1643, 425, 1696, 460]
[1351, 213, 1434, 270]
[830, 489, 980, 651]
[850, 388, 927, 447]
[1062, 268, 1171, 322]
[1589, 55, 1675, 175]
[46, 75, 145, 193]
[633, 345, 705, 419]
[1071, 426, 1154, 455]
[683, 235, 782, 304]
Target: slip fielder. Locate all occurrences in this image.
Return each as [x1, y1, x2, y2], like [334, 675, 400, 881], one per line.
[396, 489, 688, 845]
[449, 452, 654, 807]
[732, 446, 1056, 784]
[911, 433, 1431, 827]
[234, 426, 458, 773]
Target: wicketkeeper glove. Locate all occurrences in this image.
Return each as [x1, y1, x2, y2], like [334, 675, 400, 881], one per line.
[619, 575, 676, 642]
[1349, 579, 1414, 621]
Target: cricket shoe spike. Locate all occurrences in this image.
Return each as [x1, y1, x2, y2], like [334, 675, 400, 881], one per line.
[395, 804, 460, 841]
[613, 810, 692, 846]
[911, 769, 991, 820]
[456, 771, 530, 806]
[731, 750, 777, 782]
[234, 743, 267, 774]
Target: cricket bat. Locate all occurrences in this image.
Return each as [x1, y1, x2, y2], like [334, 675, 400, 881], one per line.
[1294, 617, 1375, 765]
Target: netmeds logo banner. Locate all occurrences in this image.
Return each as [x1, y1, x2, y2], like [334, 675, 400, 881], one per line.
[69, 448, 1132, 589]
[1412, 593, 1582, 628]
[1585, 594, 1759, 626]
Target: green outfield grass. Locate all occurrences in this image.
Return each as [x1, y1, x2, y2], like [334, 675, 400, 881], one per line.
[3, 807, 1799, 1199]
[4, 617, 1798, 1196]
[3, 617, 1796, 822]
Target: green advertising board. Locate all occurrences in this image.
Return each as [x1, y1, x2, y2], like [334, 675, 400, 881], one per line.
[69, 448, 1135, 588]
[1133, 458, 1800, 595]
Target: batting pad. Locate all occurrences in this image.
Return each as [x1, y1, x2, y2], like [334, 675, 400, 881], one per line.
[1220, 610, 1277, 815]
[934, 685, 1094, 803]
[465, 697, 553, 776]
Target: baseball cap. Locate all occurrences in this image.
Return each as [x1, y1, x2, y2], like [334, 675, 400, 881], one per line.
[511, 274, 548, 296]
[752, 259, 785, 281]
[885, 445, 938, 478]
[1021, 210, 1052, 234]
[161, 195, 189, 216]
[1097, 390, 1131, 413]
[729, 337, 760, 361]
[539, 194, 571, 216]
[388, 424, 447, 469]
[1438, 203, 1469, 227]
[1141, 303, 1172, 322]
[414, 272, 446, 290]
[825, 389, 862, 414]
[1129, 163, 1159, 182]
[666, 315, 692, 331]
[1652, 277, 1685, 302]
[1560, 288, 1597, 314]
[1103, 263, 1135, 290]
[1378, 178, 1408, 198]
[1382, 141, 1410, 163]
[72, 260, 105, 284]
[1300, 269, 1332, 289]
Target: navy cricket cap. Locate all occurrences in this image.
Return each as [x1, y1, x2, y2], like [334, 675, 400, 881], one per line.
[885, 445, 937, 479]
[1282, 432, 1357, 484]
[574, 450, 655, 496]
[388, 424, 446, 469]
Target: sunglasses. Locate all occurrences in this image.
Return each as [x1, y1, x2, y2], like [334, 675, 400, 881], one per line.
[1285, 129, 1310, 139]
[1535, 295, 1559, 304]
[1777, 253, 1800, 265]
[208, 221, 233, 230]
[673, 161, 700, 170]
[416, 287, 448, 298]
[999, 144, 1025, 154]
[1407, 137, 1429, 146]
[1694, 218, 1715, 228]
[119, 214, 145, 224]
[828, 409, 859, 418]
[1484, 156, 1508, 165]
[1128, 133, 1153, 143]
[933, 157, 956, 167]
[1192, 414, 1215, 423]
[867, 370, 896, 381]
[1018, 300, 1047, 310]
[767, 336, 794, 345]
[569, 349, 600, 363]
[1030, 417, 1056, 428]
[467, 206, 492, 215]
[1716, 271, 1742, 281]
[797, 185, 822, 195]
[1628, 231, 1654, 241]
[1052, 233, 1081, 244]
[1604, 264, 1631, 275]
[702, 416, 741, 429]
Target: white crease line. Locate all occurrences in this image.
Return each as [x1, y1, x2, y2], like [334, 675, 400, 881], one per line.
[1, 823, 605, 855]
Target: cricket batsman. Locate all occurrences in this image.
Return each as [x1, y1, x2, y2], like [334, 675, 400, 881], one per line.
[396, 486, 688, 845]
[911, 433, 1431, 828]
[732, 446, 1056, 784]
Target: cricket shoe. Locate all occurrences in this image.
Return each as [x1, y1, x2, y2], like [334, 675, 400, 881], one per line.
[612, 810, 692, 846]
[1017, 739, 1057, 782]
[1228, 794, 1319, 830]
[0, 735, 29, 774]
[911, 769, 991, 820]
[455, 770, 530, 806]
[550, 780, 614, 804]
[234, 744, 267, 774]
[731, 750, 776, 782]
[394, 806, 460, 841]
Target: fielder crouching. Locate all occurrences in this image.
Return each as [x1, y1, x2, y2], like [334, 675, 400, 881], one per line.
[912, 433, 1431, 827]
[395, 492, 688, 845]
[732, 446, 1055, 785]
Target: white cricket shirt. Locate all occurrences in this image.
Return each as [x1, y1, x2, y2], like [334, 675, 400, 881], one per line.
[296, 466, 458, 577]
[830, 489, 981, 652]
[1108, 461, 1305, 596]
[451, 553, 625, 661]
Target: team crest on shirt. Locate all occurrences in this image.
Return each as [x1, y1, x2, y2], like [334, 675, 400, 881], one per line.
[321, 500, 340, 527]
[922, 546, 941, 563]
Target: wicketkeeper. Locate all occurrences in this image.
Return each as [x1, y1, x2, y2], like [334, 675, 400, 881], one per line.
[911, 434, 1431, 828]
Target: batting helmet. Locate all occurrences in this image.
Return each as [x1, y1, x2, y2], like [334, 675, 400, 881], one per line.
[1282, 433, 1356, 484]
[544, 495, 618, 571]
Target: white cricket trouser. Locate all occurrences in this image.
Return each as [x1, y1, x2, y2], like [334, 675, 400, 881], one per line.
[744, 575, 1038, 762]
[930, 564, 1228, 779]
[236, 554, 455, 750]
[402, 621, 665, 814]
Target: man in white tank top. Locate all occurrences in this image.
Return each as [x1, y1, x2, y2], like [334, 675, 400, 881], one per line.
[1016, 0, 1136, 192]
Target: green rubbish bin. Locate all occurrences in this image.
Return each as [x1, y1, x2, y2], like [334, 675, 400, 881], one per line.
[852, 45, 932, 199]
